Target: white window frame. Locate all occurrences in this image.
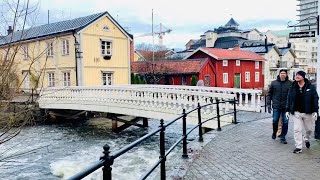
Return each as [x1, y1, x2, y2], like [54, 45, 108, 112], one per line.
[48, 72, 55, 87]
[102, 72, 113, 85]
[22, 46, 28, 60]
[47, 42, 54, 56]
[223, 73, 228, 84]
[255, 72, 260, 82]
[255, 61, 259, 69]
[236, 60, 240, 66]
[101, 40, 112, 56]
[62, 72, 71, 86]
[204, 75, 210, 86]
[245, 72, 250, 82]
[223, 60, 228, 66]
[62, 39, 70, 55]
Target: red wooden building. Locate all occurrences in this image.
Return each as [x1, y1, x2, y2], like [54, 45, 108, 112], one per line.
[184, 47, 266, 89]
[131, 47, 266, 89]
[131, 58, 214, 85]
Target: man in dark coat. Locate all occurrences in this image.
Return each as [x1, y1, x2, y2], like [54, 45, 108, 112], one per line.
[286, 70, 319, 153]
[267, 69, 292, 144]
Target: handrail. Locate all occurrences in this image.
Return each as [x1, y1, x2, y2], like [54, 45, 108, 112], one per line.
[68, 98, 238, 180]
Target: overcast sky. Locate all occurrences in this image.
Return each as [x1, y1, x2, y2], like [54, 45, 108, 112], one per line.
[25, 0, 298, 49]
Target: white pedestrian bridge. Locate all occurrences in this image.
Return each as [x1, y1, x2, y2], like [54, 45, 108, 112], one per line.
[38, 85, 262, 129]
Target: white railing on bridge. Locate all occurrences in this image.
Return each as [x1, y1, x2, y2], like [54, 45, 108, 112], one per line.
[38, 86, 237, 128]
[129, 85, 262, 112]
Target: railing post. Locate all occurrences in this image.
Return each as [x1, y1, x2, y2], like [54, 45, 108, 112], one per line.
[182, 109, 188, 158]
[100, 144, 114, 180]
[216, 98, 221, 131]
[264, 94, 267, 113]
[159, 119, 166, 180]
[197, 103, 203, 142]
[31, 88, 34, 103]
[233, 97, 237, 124]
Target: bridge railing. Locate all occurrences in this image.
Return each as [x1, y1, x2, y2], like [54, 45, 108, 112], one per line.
[68, 98, 238, 180]
[129, 85, 262, 112]
[38, 86, 236, 128]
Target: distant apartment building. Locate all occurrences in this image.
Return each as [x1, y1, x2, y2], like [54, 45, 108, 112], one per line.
[297, 0, 318, 31]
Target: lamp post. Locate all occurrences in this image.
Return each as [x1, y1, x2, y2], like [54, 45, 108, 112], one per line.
[317, 5, 320, 109]
[74, 41, 81, 86]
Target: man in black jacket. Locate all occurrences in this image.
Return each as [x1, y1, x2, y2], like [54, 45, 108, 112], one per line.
[286, 70, 319, 153]
[267, 69, 292, 144]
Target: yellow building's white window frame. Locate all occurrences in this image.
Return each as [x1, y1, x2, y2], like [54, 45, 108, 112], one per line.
[47, 72, 55, 87]
[62, 71, 71, 86]
[102, 71, 113, 85]
[62, 39, 70, 56]
[47, 42, 54, 57]
[101, 39, 113, 56]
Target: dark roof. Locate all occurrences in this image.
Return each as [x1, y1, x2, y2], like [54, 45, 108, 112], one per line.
[190, 39, 206, 49]
[278, 47, 290, 56]
[213, 36, 247, 49]
[225, 18, 239, 27]
[131, 58, 208, 75]
[0, 11, 132, 46]
[240, 44, 275, 54]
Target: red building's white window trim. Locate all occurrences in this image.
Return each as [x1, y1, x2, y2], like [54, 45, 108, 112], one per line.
[223, 60, 228, 66]
[245, 72, 250, 82]
[223, 73, 228, 84]
[255, 72, 260, 82]
[255, 61, 259, 69]
[236, 60, 240, 66]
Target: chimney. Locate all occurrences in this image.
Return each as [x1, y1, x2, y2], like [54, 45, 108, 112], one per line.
[264, 35, 268, 52]
[233, 44, 240, 50]
[7, 26, 13, 35]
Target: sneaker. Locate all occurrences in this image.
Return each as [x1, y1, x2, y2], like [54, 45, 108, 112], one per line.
[272, 133, 276, 139]
[293, 148, 302, 154]
[305, 141, 310, 148]
[280, 139, 287, 144]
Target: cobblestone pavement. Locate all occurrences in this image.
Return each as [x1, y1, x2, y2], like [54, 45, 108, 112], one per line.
[183, 113, 320, 180]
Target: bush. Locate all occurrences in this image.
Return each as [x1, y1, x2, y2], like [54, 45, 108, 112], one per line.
[190, 75, 198, 86]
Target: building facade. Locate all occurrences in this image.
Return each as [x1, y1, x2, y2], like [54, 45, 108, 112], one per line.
[0, 11, 133, 90]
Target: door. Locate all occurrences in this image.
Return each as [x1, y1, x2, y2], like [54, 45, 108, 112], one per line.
[234, 73, 240, 88]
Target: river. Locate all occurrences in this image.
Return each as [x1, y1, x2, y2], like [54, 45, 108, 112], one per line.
[0, 117, 198, 180]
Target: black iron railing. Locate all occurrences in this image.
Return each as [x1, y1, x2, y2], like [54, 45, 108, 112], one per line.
[68, 97, 238, 180]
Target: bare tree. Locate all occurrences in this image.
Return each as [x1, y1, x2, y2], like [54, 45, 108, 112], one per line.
[0, 0, 55, 146]
[135, 43, 172, 60]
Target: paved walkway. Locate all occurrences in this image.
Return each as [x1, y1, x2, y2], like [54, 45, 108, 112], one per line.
[183, 113, 320, 180]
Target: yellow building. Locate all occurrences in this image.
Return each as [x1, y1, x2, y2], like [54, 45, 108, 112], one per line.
[0, 11, 133, 90]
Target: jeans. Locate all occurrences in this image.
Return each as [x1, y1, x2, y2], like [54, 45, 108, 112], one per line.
[272, 109, 288, 140]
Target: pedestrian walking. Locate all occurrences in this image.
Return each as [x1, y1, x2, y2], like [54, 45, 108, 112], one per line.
[286, 70, 319, 153]
[267, 69, 292, 144]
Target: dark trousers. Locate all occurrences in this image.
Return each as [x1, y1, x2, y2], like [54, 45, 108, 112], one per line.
[272, 109, 288, 140]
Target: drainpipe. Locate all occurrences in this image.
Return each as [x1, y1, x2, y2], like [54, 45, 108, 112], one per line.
[73, 32, 79, 86]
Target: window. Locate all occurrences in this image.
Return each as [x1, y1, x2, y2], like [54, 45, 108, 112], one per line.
[47, 42, 54, 56]
[223, 73, 228, 84]
[181, 76, 187, 85]
[102, 72, 113, 85]
[255, 61, 259, 69]
[313, 39, 316, 43]
[63, 72, 71, 86]
[223, 60, 228, 66]
[48, 72, 55, 87]
[62, 39, 69, 55]
[255, 72, 260, 82]
[236, 60, 240, 66]
[204, 75, 210, 86]
[245, 72, 250, 82]
[101, 40, 112, 56]
[22, 46, 28, 60]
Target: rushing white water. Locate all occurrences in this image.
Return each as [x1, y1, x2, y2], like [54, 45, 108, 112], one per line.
[0, 117, 197, 179]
